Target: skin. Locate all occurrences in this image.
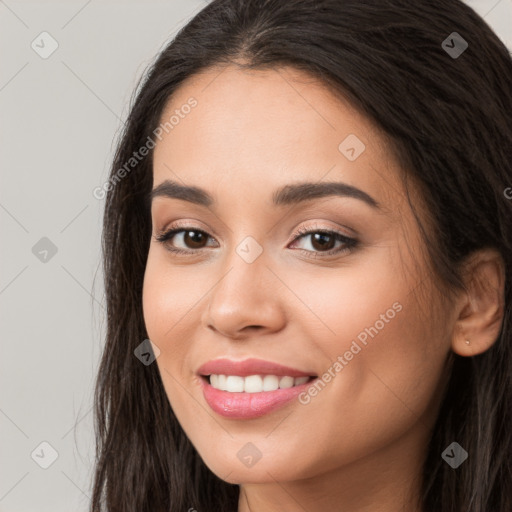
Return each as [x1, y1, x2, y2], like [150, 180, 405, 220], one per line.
[142, 64, 505, 512]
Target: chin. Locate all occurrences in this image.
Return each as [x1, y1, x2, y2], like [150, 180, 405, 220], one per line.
[200, 449, 315, 485]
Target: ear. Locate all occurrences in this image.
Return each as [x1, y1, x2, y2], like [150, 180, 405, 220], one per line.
[451, 248, 506, 357]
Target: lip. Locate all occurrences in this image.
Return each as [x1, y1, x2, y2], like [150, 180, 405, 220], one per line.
[197, 358, 317, 419]
[196, 357, 315, 378]
[199, 377, 315, 419]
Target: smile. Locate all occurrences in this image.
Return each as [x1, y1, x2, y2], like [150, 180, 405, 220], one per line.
[197, 358, 318, 419]
[207, 374, 312, 392]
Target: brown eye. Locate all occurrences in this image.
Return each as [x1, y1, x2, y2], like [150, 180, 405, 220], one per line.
[309, 232, 336, 251]
[289, 227, 358, 258]
[182, 230, 208, 249]
[155, 227, 216, 253]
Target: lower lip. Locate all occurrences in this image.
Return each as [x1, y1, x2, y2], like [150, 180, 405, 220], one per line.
[200, 377, 315, 419]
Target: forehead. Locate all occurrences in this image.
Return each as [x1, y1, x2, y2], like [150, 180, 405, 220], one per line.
[152, 64, 402, 208]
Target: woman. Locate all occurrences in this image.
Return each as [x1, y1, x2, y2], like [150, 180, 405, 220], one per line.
[90, 1, 512, 511]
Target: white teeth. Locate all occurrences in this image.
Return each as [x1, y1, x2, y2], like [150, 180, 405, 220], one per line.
[244, 375, 263, 393]
[262, 375, 279, 391]
[279, 376, 294, 388]
[225, 375, 244, 392]
[218, 374, 227, 390]
[208, 374, 311, 392]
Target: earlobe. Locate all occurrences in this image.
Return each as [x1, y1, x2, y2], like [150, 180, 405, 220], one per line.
[450, 337, 472, 358]
[451, 248, 505, 357]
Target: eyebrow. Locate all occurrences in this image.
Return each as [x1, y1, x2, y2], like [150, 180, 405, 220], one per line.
[150, 179, 380, 209]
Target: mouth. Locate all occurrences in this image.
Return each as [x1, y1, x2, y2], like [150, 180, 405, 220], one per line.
[202, 374, 315, 392]
[196, 358, 318, 419]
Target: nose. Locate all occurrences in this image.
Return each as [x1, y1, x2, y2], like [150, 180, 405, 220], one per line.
[201, 248, 287, 340]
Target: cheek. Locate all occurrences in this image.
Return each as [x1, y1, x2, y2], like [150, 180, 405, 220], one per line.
[141, 255, 196, 386]
[323, 286, 447, 446]
[141, 259, 198, 429]
[142, 250, 209, 393]
[142, 251, 200, 345]
[313, 267, 449, 409]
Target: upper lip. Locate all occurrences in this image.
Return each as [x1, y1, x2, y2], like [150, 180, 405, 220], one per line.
[197, 358, 316, 378]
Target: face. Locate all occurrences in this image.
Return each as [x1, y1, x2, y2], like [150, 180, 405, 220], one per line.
[142, 64, 453, 485]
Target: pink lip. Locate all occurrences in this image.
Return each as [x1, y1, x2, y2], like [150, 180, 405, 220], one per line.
[196, 357, 314, 378]
[197, 358, 317, 419]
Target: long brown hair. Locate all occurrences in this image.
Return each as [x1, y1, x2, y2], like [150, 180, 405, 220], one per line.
[91, 1, 512, 510]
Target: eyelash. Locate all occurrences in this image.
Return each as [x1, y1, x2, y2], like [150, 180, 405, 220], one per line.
[154, 222, 358, 259]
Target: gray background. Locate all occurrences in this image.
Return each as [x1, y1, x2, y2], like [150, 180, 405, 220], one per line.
[0, 1, 510, 510]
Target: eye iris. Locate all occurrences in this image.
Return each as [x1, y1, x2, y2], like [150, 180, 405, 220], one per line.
[311, 232, 335, 251]
[185, 230, 207, 248]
